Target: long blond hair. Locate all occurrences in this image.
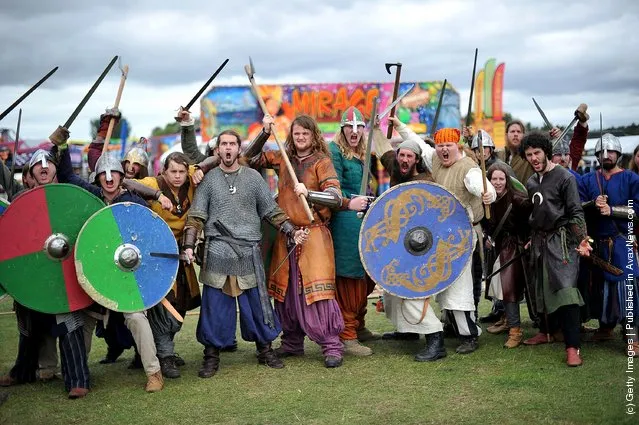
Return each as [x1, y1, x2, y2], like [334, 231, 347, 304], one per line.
[285, 115, 330, 157]
[333, 127, 367, 161]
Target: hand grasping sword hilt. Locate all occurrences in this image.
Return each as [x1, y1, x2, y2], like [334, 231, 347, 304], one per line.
[352, 195, 376, 219]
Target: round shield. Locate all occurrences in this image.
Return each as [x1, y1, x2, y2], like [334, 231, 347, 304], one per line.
[359, 181, 473, 299]
[0, 198, 9, 301]
[0, 184, 105, 313]
[0, 197, 9, 216]
[75, 202, 179, 312]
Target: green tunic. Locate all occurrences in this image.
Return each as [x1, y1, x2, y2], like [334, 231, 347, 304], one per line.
[328, 142, 365, 278]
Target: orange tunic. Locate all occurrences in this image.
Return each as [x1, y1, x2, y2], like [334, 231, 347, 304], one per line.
[257, 151, 341, 305]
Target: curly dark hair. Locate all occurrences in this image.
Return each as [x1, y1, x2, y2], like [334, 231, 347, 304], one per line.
[521, 131, 552, 160]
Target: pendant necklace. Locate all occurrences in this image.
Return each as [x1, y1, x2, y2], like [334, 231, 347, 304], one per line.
[224, 170, 240, 194]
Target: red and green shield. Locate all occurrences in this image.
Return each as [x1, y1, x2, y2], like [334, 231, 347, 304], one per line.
[0, 198, 8, 301]
[0, 184, 105, 313]
[75, 203, 179, 312]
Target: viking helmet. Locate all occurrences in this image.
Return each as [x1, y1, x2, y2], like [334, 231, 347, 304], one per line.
[94, 153, 124, 183]
[552, 137, 570, 157]
[123, 144, 149, 167]
[28, 149, 57, 171]
[340, 107, 366, 128]
[594, 133, 622, 157]
[470, 129, 495, 150]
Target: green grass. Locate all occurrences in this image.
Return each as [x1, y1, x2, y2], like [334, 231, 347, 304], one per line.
[0, 295, 635, 425]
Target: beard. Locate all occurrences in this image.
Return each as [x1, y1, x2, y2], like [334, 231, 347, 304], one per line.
[602, 161, 615, 170]
[394, 163, 417, 182]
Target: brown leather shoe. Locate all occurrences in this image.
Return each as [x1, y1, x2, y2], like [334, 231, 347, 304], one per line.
[566, 348, 583, 367]
[523, 332, 554, 345]
[504, 327, 523, 349]
[591, 328, 616, 342]
[0, 375, 17, 387]
[487, 316, 509, 335]
[145, 371, 164, 393]
[68, 388, 89, 399]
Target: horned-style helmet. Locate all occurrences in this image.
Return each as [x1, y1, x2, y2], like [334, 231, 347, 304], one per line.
[94, 153, 124, 183]
[470, 129, 495, 150]
[594, 133, 622, 158]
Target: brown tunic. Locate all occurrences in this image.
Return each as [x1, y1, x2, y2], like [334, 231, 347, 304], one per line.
[431, 155, 484, 223]
[256, 151, 340, 305]
[482, 190, 532, 302]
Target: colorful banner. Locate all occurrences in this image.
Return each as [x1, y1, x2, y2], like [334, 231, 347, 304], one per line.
[482, 59, 497, 119]
[474, 70, 485, 122]
[201, 81, 460, 142]
[470, 58, 506, 148]
[492, 63, 505, 121]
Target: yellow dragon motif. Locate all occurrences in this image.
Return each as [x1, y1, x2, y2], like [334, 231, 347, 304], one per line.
[380, 229, 472, 292]
[363, 188, 456, 253]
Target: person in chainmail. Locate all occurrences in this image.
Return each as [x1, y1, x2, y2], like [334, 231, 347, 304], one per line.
[183, 129, 306, 379]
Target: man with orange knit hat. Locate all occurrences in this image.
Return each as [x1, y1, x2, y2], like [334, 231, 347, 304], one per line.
[388, 117, 496, 357]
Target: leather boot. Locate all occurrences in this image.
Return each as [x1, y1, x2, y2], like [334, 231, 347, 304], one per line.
[160, 356, 181, 379]
[381, 331, 420, 341]
[198, 346, 220, 378]
[324, 356, 343, 368]
[357, 328, 382, 342]
[523, 332, 554, 345]
[503, 327, 523, 348]
[592, 327, 616, 342]
[414, 332, 447, 362]
[455, 336, 479, 354]
[343, 339, 373, 356]
[487, 315, 508, 334]
[256, 343, 284, 369]
[145, 371, 164, 393]
[220, 341, 238, 353]
[68, 388, 89, 399]
[566, 347, 583, 367]
[0, 376, 17, 387]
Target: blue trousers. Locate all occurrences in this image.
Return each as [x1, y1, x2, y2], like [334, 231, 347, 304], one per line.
[196, 285, 281, 349]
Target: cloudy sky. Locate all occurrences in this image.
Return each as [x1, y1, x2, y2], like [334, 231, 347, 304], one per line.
[0, 0, 637, 143]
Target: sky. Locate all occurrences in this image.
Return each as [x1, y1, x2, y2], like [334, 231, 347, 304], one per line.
[0, 0, 637, 143]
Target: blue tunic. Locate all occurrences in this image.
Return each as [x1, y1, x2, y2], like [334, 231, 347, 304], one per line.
[578, 169, 639, 282]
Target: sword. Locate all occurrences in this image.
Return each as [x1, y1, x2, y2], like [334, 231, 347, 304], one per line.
[431, 79, 447, 136]
[0, 66, 58, 122]
[63, 56, 118, 129]
[270, 228, 310, 276]
[150, 252, 189, 261]
[356, 97, 379, 219]
[531, 97, 553, 129]
[551, 116, 578, 152]
[377, 84, 415, 120]
[465, 48, 478, 128]
[182, 58, 229, 111]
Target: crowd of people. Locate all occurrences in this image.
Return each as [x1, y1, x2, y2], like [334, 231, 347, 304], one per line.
[0, 101, 637, 399]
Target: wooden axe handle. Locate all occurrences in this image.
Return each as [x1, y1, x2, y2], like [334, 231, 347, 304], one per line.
[247, 76, 315, 223]
[102, 65, 129, 155]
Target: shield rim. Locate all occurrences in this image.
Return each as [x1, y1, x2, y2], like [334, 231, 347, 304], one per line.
[358, 180, 473, 299]
[74, 202, 179, 312]
[0, 184, 105, 313]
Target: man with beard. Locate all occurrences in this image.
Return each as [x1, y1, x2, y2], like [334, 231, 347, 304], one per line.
[122, 150, 218, 379]
[497, 120, 534, 186]
[56, 145, 164, 392]
[183, 129, 306, 378]
[578, 133, 639, 356]
[0, 149, 92, 398]
[382, 118, 495, 358]
[245, 115, 355, 368]
[522, 132, 592, 366]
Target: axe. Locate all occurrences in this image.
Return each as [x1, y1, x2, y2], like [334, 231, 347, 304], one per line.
[385, 62, 402, 138]
[244, 57, 315, 223]
[102, 58, 129, 155]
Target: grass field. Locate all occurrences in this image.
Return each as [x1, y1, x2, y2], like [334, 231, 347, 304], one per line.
[0, 295, 635, 425]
